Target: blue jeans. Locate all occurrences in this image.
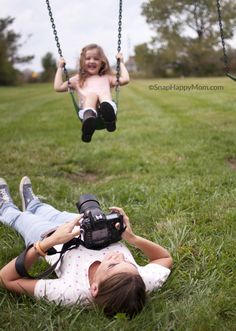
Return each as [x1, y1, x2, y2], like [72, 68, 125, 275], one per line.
[0, 199, 78, 246]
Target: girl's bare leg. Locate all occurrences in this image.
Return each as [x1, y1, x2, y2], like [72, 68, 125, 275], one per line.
[83, 92, 98, 110]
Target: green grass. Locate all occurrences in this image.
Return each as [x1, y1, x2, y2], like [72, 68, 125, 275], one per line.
[0, 78, 236, 330]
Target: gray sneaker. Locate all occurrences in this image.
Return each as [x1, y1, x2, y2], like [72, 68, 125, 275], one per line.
[19, 176, 38, 211]
[0, 178, 13, 209]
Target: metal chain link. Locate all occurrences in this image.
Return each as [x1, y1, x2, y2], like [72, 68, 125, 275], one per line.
[45, 0, 71, 84]
[115, 0, 123, 105]
[216, 0, 229, 74]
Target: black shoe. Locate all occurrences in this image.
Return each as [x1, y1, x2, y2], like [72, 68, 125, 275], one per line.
[0, 178, 13, 209]
[19, 176, 38, 211]
[82, 109, 97, 143]
[99, 102, 116, 132]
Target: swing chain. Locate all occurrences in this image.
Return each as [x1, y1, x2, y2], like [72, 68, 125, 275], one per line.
[115, 0, 123, 105]
[216, 0, 229, 74]
[117, 0, 122, 54]
[45, 0, 71, 84]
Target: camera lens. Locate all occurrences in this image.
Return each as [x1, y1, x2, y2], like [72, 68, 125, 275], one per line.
[76, 194, 102, 217]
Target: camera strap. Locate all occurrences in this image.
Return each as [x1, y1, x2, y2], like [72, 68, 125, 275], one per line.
[15, 218, 126, 278]
[15, 237, 83, 279]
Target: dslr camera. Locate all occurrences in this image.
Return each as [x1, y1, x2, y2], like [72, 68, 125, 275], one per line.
[76, 194, 125, 250]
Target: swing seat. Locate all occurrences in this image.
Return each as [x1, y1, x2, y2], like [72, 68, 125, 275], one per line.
[78, 110, 107, 130]
[81, 111, 116, 131]
[92, 114, 106, 131]
[95, 112, 117, 131]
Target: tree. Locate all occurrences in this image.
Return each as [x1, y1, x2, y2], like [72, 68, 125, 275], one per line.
[137, 0, 236, 77]
[142, 0, 236, 44]
[0, 16, 34, 85]
[135, 43, 155, 76]
[41, 52, 56, 82]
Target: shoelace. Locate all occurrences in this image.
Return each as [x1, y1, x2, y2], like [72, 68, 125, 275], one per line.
[0, 188, 10, 201]
[25, 186, 36, 199]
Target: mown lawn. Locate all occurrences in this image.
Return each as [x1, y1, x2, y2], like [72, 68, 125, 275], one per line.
[0, 78, 236, 331]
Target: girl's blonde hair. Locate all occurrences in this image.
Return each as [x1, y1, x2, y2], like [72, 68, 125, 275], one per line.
[78, 44, 112, 87]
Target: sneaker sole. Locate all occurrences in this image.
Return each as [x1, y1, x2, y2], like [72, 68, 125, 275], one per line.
[82, 116, 97, 143]
[19, 176, 29, 211]
[99, 102, 116, 132]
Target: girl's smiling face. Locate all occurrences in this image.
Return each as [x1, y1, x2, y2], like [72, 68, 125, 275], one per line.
[84, 48, 102, 75]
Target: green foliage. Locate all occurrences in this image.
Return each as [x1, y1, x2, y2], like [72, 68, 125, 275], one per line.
[142, 0, 236, 41]
[0, 16, 34, 86]
[41, 52, 57, 82]
[135, 0, 236, 77]
[0, 78, 236, 330]
[134, 43, 155, 76]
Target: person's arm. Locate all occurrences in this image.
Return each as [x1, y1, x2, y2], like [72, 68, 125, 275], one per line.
[110, 207, 173, 269]
[111, 53, 130, 86]
[126, 236, 173, 269]
[0, 216, 82, 295]
[54, 57, 71, 92]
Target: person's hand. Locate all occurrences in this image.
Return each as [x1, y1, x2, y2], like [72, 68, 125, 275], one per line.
[57, 57, 66, 69]
[46, 214, 83, 246]
[116, 52, 124, 63]
[109, 207, 135, 242]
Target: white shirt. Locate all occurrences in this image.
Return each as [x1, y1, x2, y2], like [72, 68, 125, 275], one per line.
[34, 242, 171, 305]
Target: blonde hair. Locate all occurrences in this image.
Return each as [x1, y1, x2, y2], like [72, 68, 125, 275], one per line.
[93, 272, 146, 318]
[78, 44, 112, 87]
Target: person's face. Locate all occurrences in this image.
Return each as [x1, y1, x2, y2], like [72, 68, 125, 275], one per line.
[93, 252, 139, 286]
[84, 48, 102, 75]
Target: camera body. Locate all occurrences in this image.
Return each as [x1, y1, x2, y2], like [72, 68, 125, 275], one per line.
[76, 194, 125, 250]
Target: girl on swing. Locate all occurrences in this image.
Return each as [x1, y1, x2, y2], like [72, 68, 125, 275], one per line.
[54, 44, 130, 143]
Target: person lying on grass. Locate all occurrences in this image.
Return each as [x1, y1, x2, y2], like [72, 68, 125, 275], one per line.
[54, 44, 130, 143]
[0, 176, 172, 318]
